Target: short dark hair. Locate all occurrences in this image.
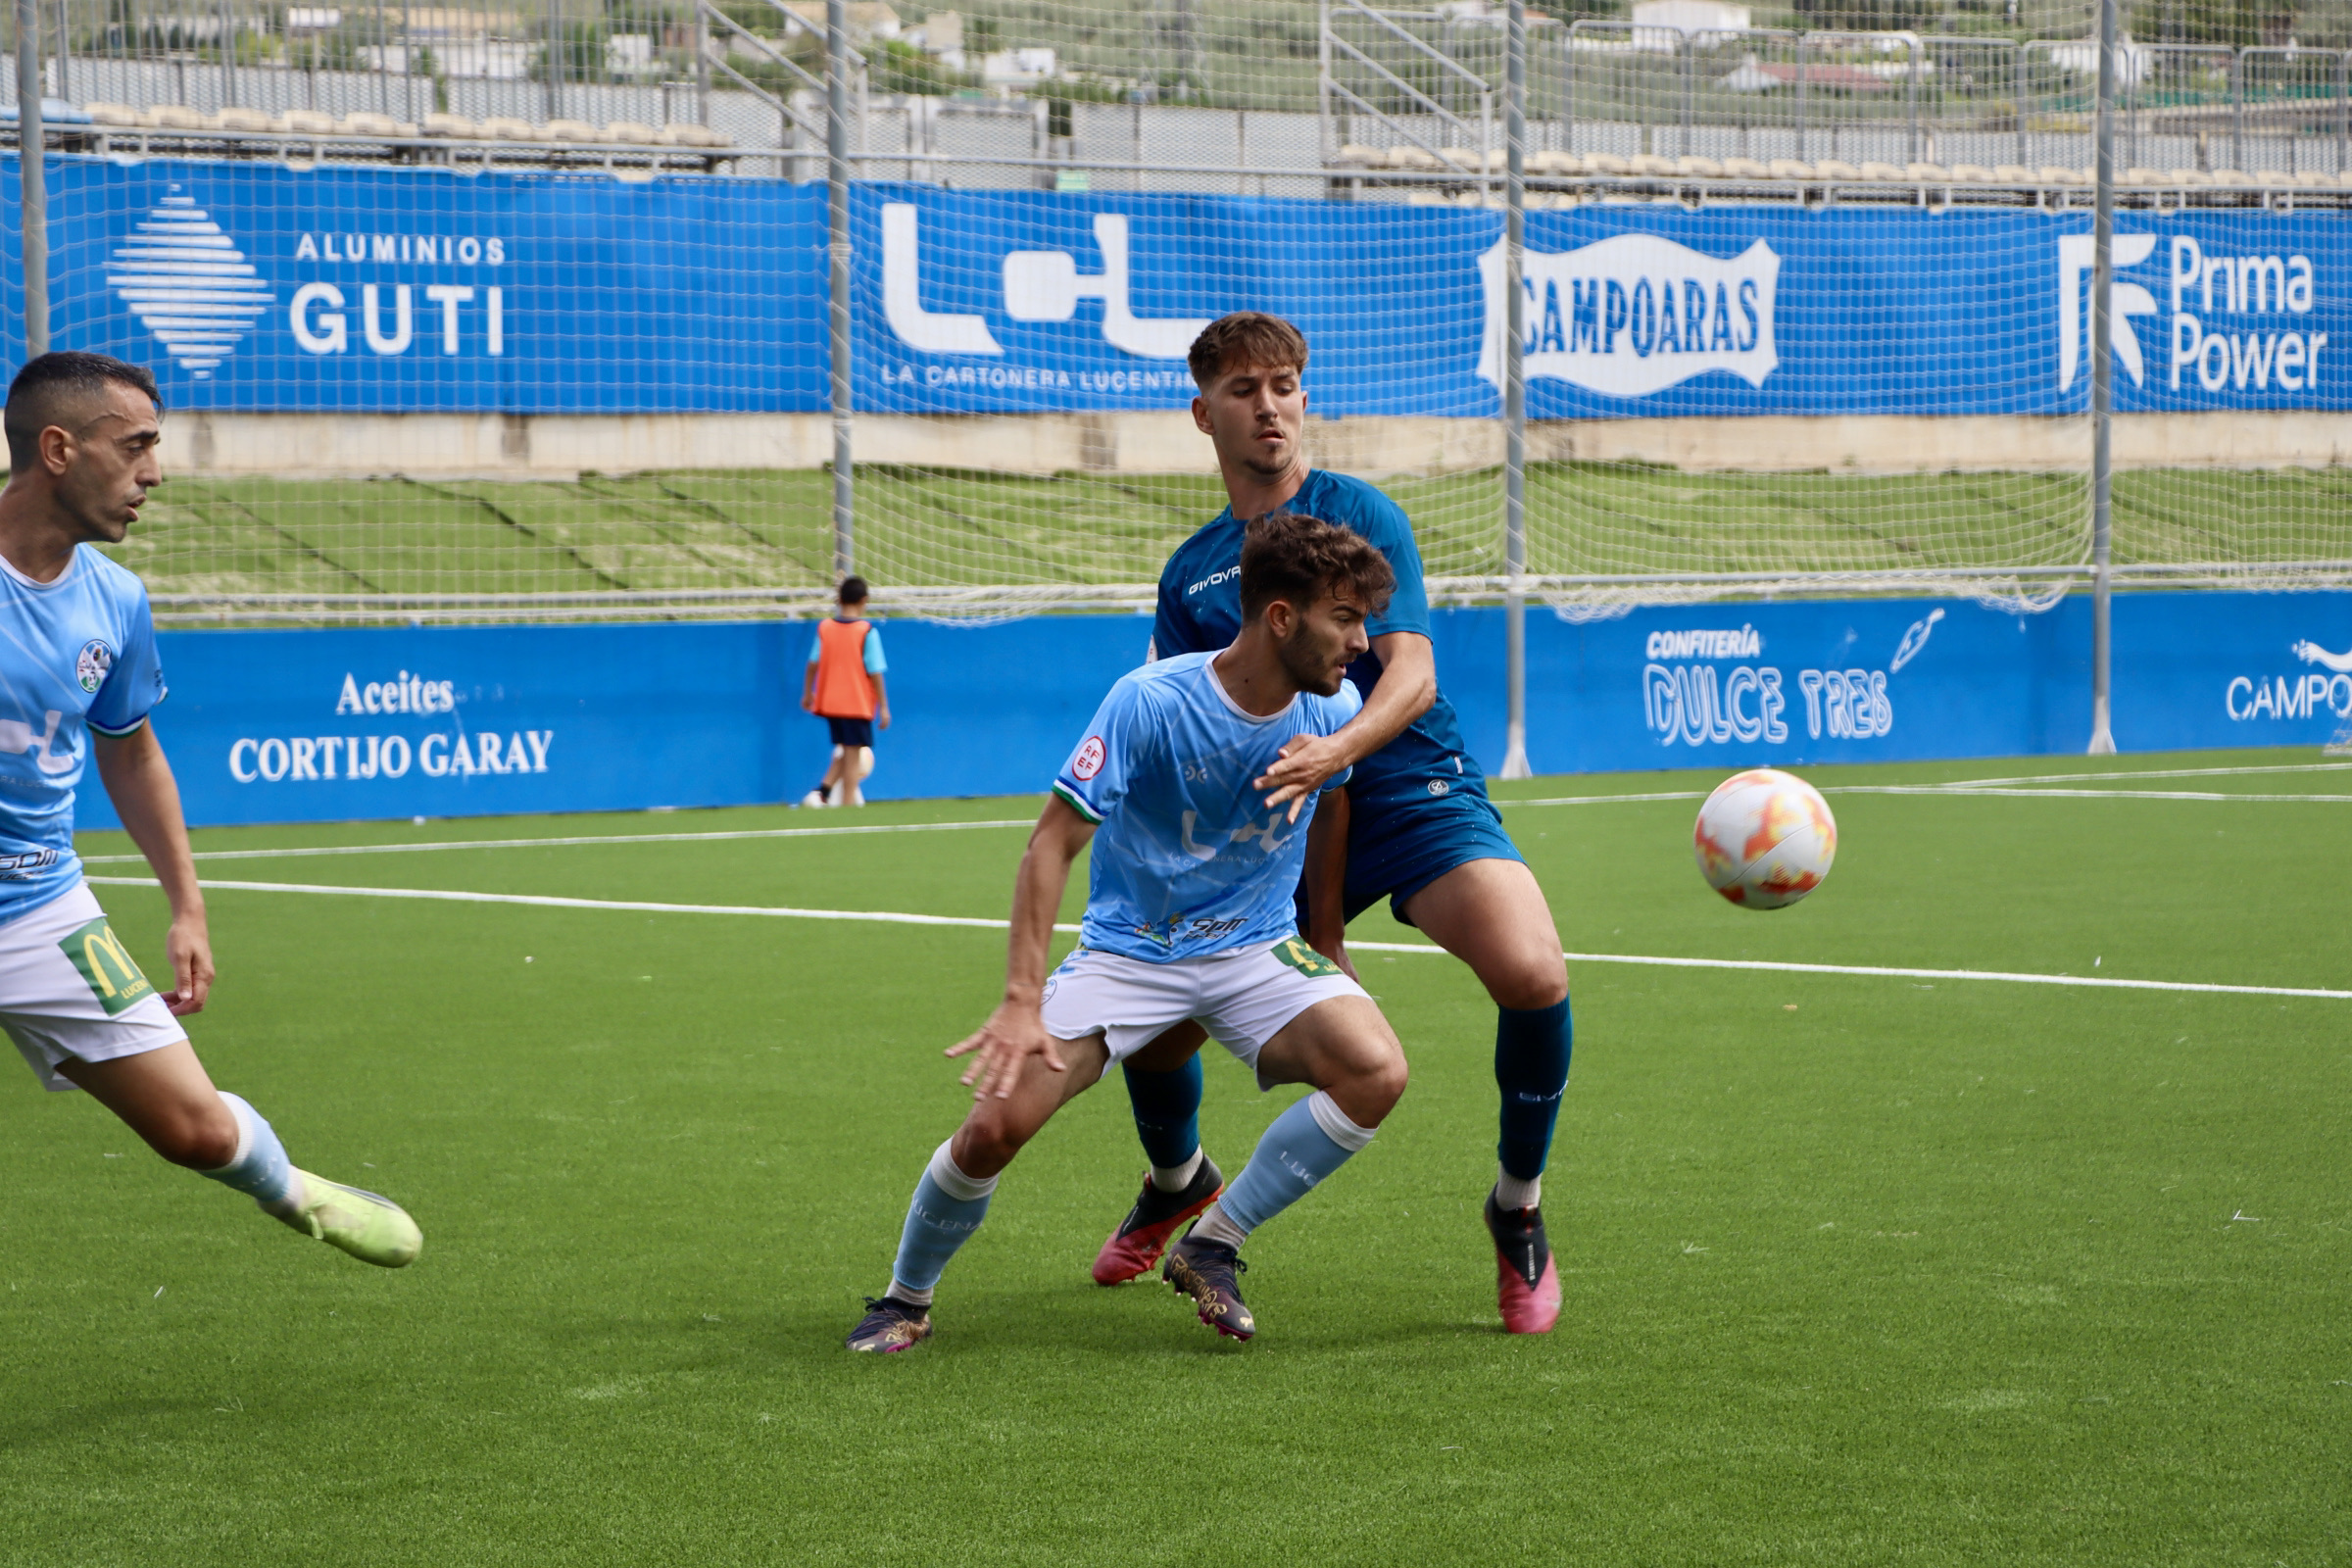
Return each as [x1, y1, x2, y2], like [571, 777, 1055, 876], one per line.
[1239, 513, 1395, 624]
[6, 352, 162, 470]
[837, 575, 869, 605]
[1188, 312, 1308, 390]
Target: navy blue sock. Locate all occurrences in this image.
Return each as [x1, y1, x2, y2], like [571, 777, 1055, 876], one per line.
[1495, 997, 1573, 1181]
[1120, 1054, 1203, 1171]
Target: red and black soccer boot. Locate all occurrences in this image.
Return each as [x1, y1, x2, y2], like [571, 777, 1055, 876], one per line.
[1091, 1155, 1225, 1286]
[1485, 1191, 1562, 1335]
[1163, 1231, 1253, 1341]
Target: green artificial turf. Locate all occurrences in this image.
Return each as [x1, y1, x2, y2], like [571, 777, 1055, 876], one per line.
[101, 465, 2352, 604]
[4, 749, 2348, 1565]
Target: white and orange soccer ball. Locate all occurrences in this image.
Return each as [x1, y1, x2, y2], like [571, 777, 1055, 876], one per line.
[1692, 769, 1838, 909]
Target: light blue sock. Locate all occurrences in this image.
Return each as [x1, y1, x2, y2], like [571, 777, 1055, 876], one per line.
[888, 1139, 999, 1306]
[200, 1093, 300, 1214]
[1204, 1091, 1377, 1244]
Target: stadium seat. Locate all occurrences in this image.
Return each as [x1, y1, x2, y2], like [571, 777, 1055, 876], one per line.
[1905, 161, 1950, 181]
[146, 105, 204, 129]
[1336, 143, 1382, 167]
[658, 122, 730, 148]
[2038, 166, 2084, 185]
[1858, 161, 1906, 181]
[1812, 158, 1860, 180]
[274, 110, 337, 134]
[605, 122, 658, 144]
[480, 117, 538, 141]
[1721, 156, 1770, 178]
[206, 107, 272, 133]
[2294, 170, 2335, 187]
[544, 119, 600, 142]
[1584, 152, 1630, 175]
[422, 112, 479, 138]
[2254, 171, 2295, 188]
[1386, 145, 1440, 171]
[1767, 158, 1813, 179]
[1629, 153, 1678, 175]
[1677, 155, 1724, 177]
[1528, 150, 1579, 175]
[337, 112, 409, 137]
[1948, 164, 1996, 182]
[2172, 168, 2216, 185]
[1991, 163, 2035, 184]
[83, 102, 141, 126]
[2122, 166, 2164, 185]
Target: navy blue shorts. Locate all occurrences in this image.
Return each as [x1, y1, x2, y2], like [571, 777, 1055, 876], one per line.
[1297, 778, 1527, 929]
[825, 716, 874, 749]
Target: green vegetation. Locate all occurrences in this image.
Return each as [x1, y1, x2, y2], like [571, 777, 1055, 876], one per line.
[99, 464, 2352, 604]
[7, 749, 2346, 1563]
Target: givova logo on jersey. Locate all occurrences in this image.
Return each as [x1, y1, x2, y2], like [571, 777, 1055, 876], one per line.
[1478, 233, 1780, 398]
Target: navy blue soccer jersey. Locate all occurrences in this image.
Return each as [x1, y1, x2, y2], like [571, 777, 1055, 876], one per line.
[1150, 469, 1485, 813]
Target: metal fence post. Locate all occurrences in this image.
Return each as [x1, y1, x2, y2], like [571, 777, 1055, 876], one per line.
[2088, 0, 2117, 756]
[1501, 0, 1530, 780]
[16, 0, 45, 359]
[2230, 46, 2242, 172]
[827, 0, 854, 580]
[1794, 30, 1807, 161]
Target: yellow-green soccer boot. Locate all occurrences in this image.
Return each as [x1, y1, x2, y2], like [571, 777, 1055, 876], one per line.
[280, 1170, 423, 1267]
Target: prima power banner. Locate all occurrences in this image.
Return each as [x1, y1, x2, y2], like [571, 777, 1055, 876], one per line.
[6, 158, 2346, 417]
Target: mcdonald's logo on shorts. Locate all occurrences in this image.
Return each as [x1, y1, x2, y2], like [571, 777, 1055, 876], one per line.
[61, 917, 157, 1016]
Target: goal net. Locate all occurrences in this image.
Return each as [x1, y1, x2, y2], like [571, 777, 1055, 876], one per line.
[4, 0, 2345, 626]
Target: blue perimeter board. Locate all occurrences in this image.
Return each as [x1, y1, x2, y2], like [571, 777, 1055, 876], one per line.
[7, 159, 2347, 417]
[70, 592, 2349, 831]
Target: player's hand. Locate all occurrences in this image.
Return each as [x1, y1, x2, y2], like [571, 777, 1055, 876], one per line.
[165, 910, 214, 1015]
[877, 706, 893, 732]
[945, 1000, 1065, 1100]
[1309, 932, 1360, 983]
[1255, 732, 1351, 822]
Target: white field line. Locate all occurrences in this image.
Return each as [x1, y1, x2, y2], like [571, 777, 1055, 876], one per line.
[1830, 787, 2352, 803]
[83, 876, 2352, 1002]
[77, 816, 1038, 865]
[71, 760, 2351, 867]
[1502, 786, 2352, 808]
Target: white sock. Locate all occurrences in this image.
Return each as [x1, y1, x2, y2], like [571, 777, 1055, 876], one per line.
[1189, 1201, 1250, 1251]
[1150, 1149, 1205, 1194]
[889, 1280, 934, 1308]
[1494, 1167, 1542, 1211]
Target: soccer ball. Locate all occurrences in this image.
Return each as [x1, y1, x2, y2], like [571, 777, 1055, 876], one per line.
[1692, 769, 1838, 909]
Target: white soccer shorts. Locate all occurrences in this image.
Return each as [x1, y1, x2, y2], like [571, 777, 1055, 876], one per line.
[1039, 936, 1370, 1086]
[1, 883, 187, 1092]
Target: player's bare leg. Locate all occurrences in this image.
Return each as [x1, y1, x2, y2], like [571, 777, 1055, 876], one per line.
[1398, 858, 1572, 1334]
[850, 1033, 1111, 1351]
[63, 1042, 422, 1267]
[1165, 996, 1407, 1340]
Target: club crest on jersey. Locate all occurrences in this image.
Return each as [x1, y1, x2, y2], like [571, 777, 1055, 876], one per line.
[1071, 734, 1106, 780]
[75, 640, 113, 694]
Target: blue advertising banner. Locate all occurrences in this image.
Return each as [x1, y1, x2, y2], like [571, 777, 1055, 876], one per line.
[7, 158, 2345, 419]
[7, 157, 828, 412]
[74, 613, 1157, 831]
[68, 593, 2343, 834]
[852, 186, 2352, 418]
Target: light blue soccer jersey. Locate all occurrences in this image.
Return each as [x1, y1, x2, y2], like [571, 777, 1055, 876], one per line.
[1051, 651, 1361, 962]
[0, 547, 168, 923]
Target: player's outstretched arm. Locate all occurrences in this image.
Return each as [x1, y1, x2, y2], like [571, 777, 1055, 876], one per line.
[947, 794, 1096, 1101]
[1302, 787, 1358, 981]
[1256, 631, 1438, 816]
[91, 724, 212, 1015]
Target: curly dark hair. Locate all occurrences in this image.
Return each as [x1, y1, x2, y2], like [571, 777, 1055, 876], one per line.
[1239, 512, 1396, 623]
